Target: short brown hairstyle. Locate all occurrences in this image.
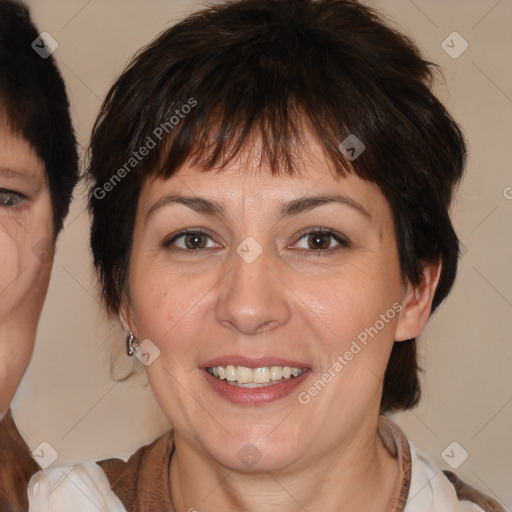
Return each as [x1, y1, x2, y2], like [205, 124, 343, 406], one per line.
[0, 0, 79, 233]
[88, 0, 466, 412]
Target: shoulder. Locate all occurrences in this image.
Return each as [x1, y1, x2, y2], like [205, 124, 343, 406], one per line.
[443, 470, 507, 512]
[0, 410, 40, 512]
[27, 462, 127, 512]
[406, 441, 505, 512]
[97, 429, 174, 510]
[27, 430, 174, 512]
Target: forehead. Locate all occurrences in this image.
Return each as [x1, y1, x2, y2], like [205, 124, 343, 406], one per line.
[0, 122, 45, 183]
[140, 137, 389, 225]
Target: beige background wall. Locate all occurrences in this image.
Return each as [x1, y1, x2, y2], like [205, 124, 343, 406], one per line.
[12, 0, 511, 508]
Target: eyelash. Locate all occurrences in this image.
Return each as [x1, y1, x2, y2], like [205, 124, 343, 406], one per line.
[0, 188, 26, 208]
[163, 228, 350, 254]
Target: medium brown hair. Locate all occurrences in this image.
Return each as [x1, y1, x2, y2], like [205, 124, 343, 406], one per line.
[88, 0, 466, 412]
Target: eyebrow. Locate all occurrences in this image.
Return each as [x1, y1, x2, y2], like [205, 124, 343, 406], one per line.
[145, 192, 372, 224]
[0, 166, 42, 184]
[146, 194, 225, 224]
[0, 166, 25, 179]
[278, 193, 372, 221]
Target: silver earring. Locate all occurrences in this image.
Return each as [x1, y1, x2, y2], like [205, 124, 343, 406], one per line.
[126, 331, 139, 356]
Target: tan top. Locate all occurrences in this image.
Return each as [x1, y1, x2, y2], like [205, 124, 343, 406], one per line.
[0, 409, 40, 512]
[97, 416, 505, 512]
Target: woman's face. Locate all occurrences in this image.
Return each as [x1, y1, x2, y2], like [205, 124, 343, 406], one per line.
[122, 138, 435, 472]
[0, 122, 54, 412]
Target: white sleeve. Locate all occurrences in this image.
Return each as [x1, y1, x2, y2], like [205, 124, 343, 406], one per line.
[28, 462, 127, 512]
[405, 442, 485, 512]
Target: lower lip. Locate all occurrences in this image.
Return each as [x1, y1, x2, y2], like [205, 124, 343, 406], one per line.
[203, 369, 309, 405]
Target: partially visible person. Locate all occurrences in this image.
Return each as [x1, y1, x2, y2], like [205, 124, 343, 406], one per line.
[0, 1, 79, 510]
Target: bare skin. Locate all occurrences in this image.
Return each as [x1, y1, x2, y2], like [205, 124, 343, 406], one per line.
[121, 137, 440, 511]
[0, 122, 54, 417]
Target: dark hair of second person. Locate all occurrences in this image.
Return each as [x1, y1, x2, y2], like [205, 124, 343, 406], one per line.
[0, 0, 79, 233]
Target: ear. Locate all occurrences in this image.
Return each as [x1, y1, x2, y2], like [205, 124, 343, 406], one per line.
[119, 295, 137, 336]
[395, 261, 442, 342]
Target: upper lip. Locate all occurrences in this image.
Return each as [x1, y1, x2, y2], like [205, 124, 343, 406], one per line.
[202, 355, 310, 369]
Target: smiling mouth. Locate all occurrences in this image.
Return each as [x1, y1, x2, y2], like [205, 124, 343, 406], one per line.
[206, 364, 307, 388]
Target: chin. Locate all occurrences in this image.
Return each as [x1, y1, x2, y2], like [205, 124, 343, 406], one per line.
[197, 426, 305, 474]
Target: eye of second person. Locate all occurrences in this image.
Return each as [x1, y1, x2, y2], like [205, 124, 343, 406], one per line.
[0, 190, 24, 207]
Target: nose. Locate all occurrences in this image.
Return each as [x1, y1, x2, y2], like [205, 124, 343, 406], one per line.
[215, 245, 292, 335]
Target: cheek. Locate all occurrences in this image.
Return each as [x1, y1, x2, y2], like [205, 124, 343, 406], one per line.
[131, 266, 214, 346]
[0, 230, 23, 319]
[305, 264, 397, 334]
[297, 262, 402, 387]
[0, 205, 54, 321]
[0, 229, 21, 283]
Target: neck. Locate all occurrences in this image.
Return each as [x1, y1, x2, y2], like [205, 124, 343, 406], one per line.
[170, 417, 399, 512]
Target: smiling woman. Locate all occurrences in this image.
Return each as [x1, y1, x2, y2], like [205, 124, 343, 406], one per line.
[28, 0, 505, 511]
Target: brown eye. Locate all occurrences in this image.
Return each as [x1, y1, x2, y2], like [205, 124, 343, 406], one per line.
[293, 229, 350, 252]
[183, 232, 208, 249]
[164, 229, 219, 251]
[307, 232, 332, 250]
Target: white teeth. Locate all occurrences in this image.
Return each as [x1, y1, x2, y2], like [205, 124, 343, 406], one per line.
[270, 366, 283, 381]
[225, 365, 237, 382]
[236, 366, 253, 384]
[207, 364, 305, 386]
[253, 367, 270, 383]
